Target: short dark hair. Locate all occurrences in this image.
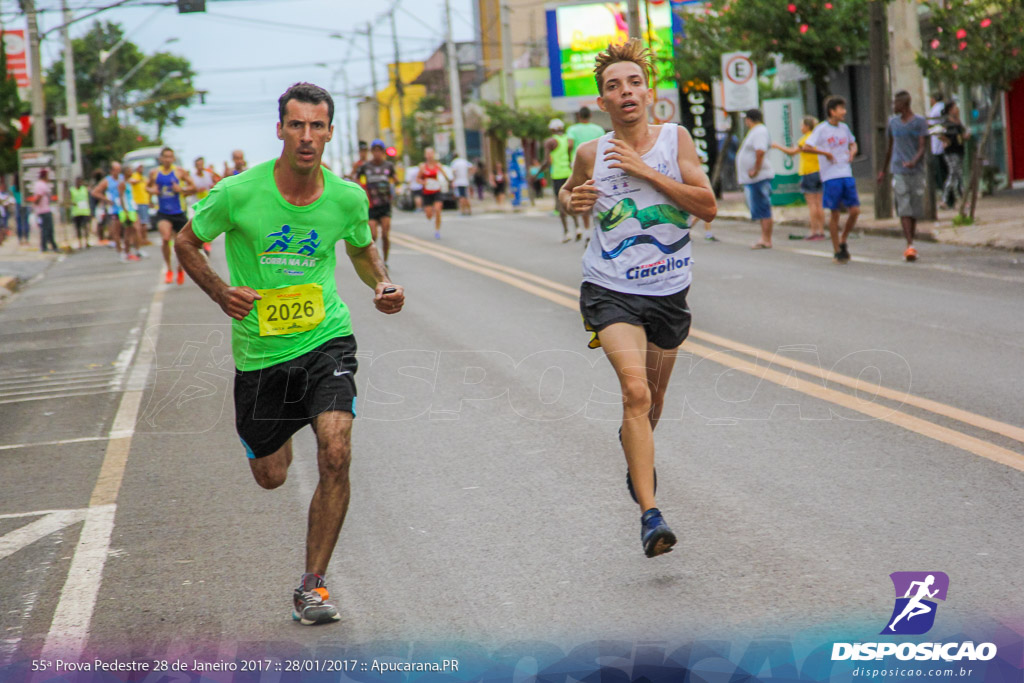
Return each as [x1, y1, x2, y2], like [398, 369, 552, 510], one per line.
[932, 91, 944, 102]
[745, 108, 763, 123]
[578, 106, 591, 120]
[894, 89, 911, 102]
[278, 82, 334, 124]
[824, 95, 847, 115]
[161, 146, 174, 155]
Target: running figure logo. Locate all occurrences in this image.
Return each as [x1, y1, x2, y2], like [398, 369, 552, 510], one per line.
[296, 229, 321, 256]
[266, 225, 294, 252]
[881, 571, 950, 635]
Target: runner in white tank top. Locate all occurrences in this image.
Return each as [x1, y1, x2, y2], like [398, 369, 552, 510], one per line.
[584, 123, 692, 295]
[557, 39, 717, 559]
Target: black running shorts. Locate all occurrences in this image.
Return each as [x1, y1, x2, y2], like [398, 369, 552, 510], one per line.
[234, 336, 359, 459]
[156, 211, 188, 233]
[580, 281, 691, 350]
[368, 204, 392, 221]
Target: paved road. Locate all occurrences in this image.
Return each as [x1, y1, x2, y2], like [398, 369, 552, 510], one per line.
[0, 211, 1021, 670]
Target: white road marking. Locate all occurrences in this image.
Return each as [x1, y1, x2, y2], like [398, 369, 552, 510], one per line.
[39, 278, 165, 661]
[0, 434, 132, 452]
[0, 509, 88, 562]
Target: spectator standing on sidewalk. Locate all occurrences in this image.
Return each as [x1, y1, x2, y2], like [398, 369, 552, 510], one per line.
[772, 115, 826, 240]
[939, 100, 968, 210]
[803, 96, 860, 264]
[737, 108, 775, 249]
[33, 169, 58, 253]
[880, 90, 928, 262]
[12, 179, 29, 246]
[927, 92, 947, 195]
[70, 177, 92, 250]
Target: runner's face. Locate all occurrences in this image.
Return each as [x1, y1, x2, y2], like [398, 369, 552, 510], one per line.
[160, 150, 175, 167]
[195, 158, 204, 172]
[597, 62, 651, 124]
[276, 100, 333, 172]
[371, 148, 385, 162]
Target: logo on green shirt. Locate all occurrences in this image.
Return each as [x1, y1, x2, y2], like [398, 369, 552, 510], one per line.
[260, 225, 322, 267]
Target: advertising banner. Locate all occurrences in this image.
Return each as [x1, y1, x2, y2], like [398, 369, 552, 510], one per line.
[765, 97, 803, 205]
[2, 30, 30, 89]
[678, 81, 718, 181]
[546, 1, 679, 116]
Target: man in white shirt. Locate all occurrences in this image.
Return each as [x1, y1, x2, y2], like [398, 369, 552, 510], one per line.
[803, 95, 860, 263]
[449, 152, 474, 215]
[927, 92, 947, 197]
[737, 108, 775, 249]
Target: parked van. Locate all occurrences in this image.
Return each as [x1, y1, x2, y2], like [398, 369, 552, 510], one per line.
[122, 146, 164, 176]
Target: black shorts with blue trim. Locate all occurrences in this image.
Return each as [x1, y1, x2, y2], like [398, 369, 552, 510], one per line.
[234, 335, 358, 459]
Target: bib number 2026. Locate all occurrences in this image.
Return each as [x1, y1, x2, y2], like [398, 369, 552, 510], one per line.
[255, 283, 325, 336]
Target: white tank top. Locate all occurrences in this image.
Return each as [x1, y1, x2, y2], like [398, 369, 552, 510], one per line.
[582, 123, 691, 296]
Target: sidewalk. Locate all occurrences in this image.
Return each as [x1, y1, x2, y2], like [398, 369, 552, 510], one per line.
[0, 230, 62, 306]
[463, 184, 1024, 251]
[715, 186, 1024, 251]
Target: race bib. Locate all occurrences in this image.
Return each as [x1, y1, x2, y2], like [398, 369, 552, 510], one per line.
[255, 283, 325, 337]
[424, 178, 441, 192]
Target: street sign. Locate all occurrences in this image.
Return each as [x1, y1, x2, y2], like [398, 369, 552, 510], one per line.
[652, 97, 676, 123]
[721, 51, 759, 112]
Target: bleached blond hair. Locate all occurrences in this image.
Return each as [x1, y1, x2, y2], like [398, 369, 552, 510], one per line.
[593, 38, 655, 95]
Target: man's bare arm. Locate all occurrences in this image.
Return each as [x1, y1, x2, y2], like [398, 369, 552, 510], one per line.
[559, 139, 599, 216]
[345, 241, 404, 314]
[619, 127, 716, 222]
[175, 222, 261, 320]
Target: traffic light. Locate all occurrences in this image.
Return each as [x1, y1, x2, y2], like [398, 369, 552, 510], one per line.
[177, 0, 206, 13]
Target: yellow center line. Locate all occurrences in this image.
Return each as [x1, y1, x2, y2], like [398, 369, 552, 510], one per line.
[392, 231, 1024, 473]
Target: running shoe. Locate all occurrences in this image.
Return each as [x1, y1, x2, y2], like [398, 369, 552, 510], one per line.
[805, 234, 826, 241]
[838, 242, 850, 262]
[292, 573, 341, 625]
[176, 269, 185, 285]
[904, 246, 918, 262]
[165, 270, 173, 284]
[704, 233, 719, 242]
[434, 231, 441, 240]
[126, 253, 141, 262]
[641, 508, 676, 558]
[619, 427, 657, 504]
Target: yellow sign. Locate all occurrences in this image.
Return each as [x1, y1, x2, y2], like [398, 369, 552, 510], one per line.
[255, 283, 325, 337]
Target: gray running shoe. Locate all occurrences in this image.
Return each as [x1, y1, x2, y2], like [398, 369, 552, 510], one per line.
[292, 573, 341, 625]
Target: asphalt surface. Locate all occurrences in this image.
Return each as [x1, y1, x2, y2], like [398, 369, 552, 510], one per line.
[0, 211, 1021, 667]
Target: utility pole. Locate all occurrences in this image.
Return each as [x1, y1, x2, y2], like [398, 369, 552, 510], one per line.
[61, 0, 83, 180]
[364, 22, 380, 138]
[389, 7, 408, 164]
[500, 3, 515, 108]
[627, 0, 642, 40]
[869, 0, 892, 219]
[444, 0, 466, 159]
[22, 0, 47, 149]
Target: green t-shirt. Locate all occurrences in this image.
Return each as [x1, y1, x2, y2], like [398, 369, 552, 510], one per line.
[567, 122, 606, 162]
[191, 159, 372, 371]
[70, 186, 91, 217]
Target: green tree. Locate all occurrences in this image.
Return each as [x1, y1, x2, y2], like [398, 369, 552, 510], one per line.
[0, 48, 26, 174]
[481, 100, 563, 165]
[675, 0, 871, 113]
[44, 21, 195, 168]
[917, 0, 1024, 220]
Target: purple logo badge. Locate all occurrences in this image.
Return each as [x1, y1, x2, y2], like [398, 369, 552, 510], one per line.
[881, 572, 949, 635]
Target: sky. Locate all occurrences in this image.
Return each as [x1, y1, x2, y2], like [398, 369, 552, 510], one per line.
[14, 0, 476, 172]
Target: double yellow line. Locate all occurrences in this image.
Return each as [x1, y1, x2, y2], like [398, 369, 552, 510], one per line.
[390, 232, 1024, 473]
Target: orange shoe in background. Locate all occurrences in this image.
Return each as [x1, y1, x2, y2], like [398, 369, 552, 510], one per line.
[165, 270, 173, 284]
[176, 269, 185, 285]
[904, 247, 918, 262]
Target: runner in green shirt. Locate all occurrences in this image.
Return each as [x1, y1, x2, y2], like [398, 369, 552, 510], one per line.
[541, 118, 579, 242]
[69, 177, 92, 249]
[175, 82, 405, 626]
[566, 106, 606, 239]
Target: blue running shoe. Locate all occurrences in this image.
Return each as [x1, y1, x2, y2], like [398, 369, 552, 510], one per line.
[619, 427, 657, 504]
[292, 573, 341, 625]
[641, 508, 676, 558]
